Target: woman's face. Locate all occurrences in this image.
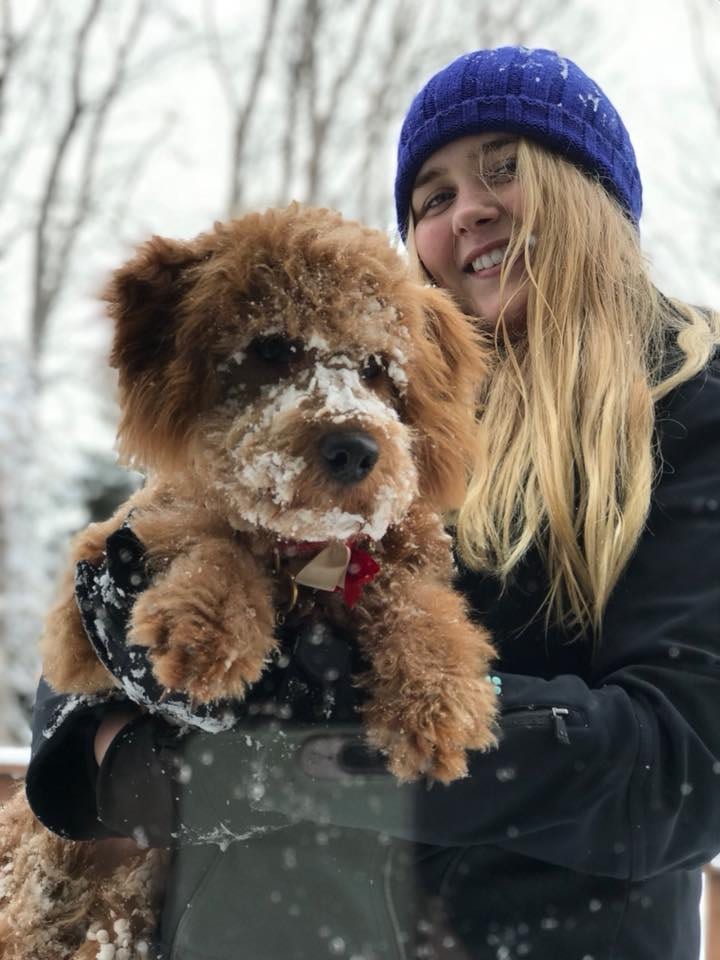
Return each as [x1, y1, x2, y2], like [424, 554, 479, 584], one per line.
[411, 133, 528, 336]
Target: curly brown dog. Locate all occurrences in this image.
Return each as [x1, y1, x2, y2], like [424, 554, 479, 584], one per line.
[0, 204, 497, 958]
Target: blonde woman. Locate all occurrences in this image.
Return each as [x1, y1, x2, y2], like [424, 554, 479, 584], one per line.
[24, 48, 720, 960]
[261, 46, 720, 959]
[369, 46, 720, 960]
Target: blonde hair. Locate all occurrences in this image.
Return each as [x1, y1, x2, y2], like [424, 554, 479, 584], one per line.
[406, 138, 720, 637]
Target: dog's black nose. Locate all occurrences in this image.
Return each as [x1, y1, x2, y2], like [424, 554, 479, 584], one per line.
[320, 431, 379, 485]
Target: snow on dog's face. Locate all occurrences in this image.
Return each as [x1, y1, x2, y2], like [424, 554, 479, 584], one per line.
[197, 327, 416, 542]
[105, 204, 487, 540]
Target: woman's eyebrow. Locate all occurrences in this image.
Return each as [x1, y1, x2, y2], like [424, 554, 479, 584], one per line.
[413, 137, 518, 195]
[413, 165, 447, 193]
[470, 136, 518, 164]
[482, 135, 517, 153]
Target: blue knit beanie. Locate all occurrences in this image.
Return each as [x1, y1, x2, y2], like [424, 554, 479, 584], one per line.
[395, 47, 642, 239]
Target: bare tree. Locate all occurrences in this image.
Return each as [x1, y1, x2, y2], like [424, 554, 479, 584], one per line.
[0, 0, 50, 133]
[305, 0, 381, 205]
[472, 0, 570, 46]
[0, 0, 184, 742]
[0, 0, 54, 256]
[204, 0, 282, 215]
[0, 0, 16, 131]
[30, 0, 148, 361]
[210, 0, 598, 229]
[353, 0, 417, 225]
[0, 0, 607, 745]
[0, 343, 44, 743]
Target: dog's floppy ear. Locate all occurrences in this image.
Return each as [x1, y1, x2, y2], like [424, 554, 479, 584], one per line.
[403, 286, 488, 510]
[104, 235, 205, 469]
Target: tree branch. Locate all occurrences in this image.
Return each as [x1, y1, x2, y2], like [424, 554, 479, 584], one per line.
[354, 0, 412, 221]
[205, 0, 283, 214]
[45, 0, 148, 306]
[202, 0, 237, 109]
[305, 0, 380, 203]
[31, 0, 103, 357]
[228, 0, 281, 213]
[108, 109, 178, 233]
[277, 16, 304, 204]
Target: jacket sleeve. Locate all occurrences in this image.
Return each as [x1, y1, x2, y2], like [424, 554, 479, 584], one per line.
[25, 677, 131, 840]
[246, 360, 720, 882]
[95, 713, 289, 847]
[35, 364, 720, 878]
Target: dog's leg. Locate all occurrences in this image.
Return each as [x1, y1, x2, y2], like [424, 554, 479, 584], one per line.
[129, 536, 277, 702]
[72, 848, 168, 960]
[41, 484, 166, 696]
[41, 515, 126, 695]
[355, 515, 498, 784]
[0, 787, 83, 960]
[0, 788, 167, 960]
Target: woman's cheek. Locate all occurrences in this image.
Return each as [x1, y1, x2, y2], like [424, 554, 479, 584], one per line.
[415, 219, 452, 285]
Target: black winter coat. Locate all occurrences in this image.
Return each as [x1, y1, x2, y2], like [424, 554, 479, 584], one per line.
[27, 355, 720, 960]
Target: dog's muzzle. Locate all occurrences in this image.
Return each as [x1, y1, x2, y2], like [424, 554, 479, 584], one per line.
[320, 430, 379, 485]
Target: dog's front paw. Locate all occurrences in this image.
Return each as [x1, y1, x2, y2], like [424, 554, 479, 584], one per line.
[364, 677, 498, 784]
[366, 715, 476, 784]
[366, 723, 468, 784]
[129, 588, 272, 702]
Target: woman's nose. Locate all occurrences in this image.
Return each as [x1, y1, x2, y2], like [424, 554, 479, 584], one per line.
[452, 185, 500, 235]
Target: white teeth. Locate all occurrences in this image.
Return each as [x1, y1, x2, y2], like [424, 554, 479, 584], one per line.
[469, 236, 537, 273]
[471, 245, 507, 272]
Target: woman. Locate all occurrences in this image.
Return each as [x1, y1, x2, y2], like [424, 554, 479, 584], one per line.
[26, 47, 720, 960]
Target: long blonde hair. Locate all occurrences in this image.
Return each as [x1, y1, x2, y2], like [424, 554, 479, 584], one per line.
[406, 138, 720, 636]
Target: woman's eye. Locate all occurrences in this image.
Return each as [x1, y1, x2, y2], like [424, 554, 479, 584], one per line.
[252, 335, 303, 364]
[361, 355, 383, 380]
[423, 189, 454, 213]
[484, 157, 517, 183]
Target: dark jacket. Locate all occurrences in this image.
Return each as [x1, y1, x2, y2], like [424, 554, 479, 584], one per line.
[27, 355, 720, 960]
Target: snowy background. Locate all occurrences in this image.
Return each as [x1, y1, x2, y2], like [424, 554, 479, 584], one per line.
[0, 0, 719, 746]
[1, 0, 719, 955]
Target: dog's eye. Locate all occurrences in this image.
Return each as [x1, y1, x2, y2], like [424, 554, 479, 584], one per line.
[252, 335, 303, 364]
[360, 355, 383, 380]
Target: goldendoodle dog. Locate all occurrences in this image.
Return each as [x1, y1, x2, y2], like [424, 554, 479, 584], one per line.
[0, 204, 497, 958]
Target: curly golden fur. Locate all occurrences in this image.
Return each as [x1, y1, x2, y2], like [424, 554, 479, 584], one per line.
[0, 204, 497, 957]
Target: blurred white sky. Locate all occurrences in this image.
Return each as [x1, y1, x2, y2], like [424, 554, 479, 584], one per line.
[574, 0, 719, 306]
[0, 0, 714, 463]
[106, 0, 720, 303]
[2, 0, 718, 347]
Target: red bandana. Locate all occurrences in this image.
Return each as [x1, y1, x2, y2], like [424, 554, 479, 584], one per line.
[342, 544, 381, 607]
[278, 539, 381, 608]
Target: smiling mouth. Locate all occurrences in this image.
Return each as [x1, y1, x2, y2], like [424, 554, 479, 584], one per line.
[465, 244, 508, 273]
[463, 234, 537, 275]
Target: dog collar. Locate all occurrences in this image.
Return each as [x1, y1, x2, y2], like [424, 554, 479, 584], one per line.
[274, 538, 380, 609]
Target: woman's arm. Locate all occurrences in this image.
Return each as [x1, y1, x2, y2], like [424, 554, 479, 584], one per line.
[246, 361, 720, 880]
[25, 677, 133, 839]
[94, 709, 139, 764]
[32, 363, 720, 872]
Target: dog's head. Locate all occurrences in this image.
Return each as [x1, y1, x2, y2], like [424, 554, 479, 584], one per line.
[106, 204, 487, 542]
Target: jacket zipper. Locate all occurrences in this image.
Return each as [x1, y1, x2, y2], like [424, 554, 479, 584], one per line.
[502, 706, 572, 745]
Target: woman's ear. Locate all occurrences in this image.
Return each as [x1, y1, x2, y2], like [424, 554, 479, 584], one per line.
[404, 285, 489, 510]
[104, 235, 204, 469]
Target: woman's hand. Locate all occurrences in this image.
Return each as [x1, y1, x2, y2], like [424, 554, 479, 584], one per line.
[94, 708, 140, 765]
